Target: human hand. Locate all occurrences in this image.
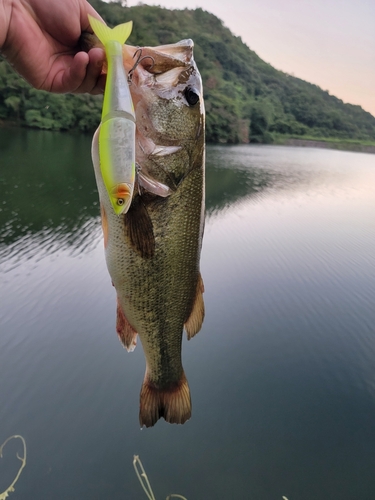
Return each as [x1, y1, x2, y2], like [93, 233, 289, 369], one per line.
[0, 0, 105, 94]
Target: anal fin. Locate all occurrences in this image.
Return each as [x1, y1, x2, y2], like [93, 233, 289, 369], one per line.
[139, 371, 191, 427]
[116, 298, 137, 352]
[184, 273, 205, 340]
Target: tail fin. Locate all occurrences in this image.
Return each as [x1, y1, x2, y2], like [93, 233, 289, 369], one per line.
[88, 15, 133, 46]
[139, 371, 191, 427]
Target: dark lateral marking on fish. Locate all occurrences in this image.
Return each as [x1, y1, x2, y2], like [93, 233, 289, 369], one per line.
[123, 195, 155, 258]
[146, 156, 178, 191]
[139, 371, 191, 427]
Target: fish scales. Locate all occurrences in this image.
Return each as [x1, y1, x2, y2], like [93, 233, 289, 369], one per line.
[91, 34, 205, 427]
[121, 168, 203, 380]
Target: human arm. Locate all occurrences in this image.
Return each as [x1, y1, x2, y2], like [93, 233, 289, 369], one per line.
[0, 0, 105, 94]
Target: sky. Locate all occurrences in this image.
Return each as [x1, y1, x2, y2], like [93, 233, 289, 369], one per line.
[121, 0, 375, 117]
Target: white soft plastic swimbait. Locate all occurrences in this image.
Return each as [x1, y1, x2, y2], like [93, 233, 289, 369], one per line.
[88, 15, 135, 215]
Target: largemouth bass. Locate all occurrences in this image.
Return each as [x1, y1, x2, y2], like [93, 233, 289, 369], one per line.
[91, 34, 205, 427]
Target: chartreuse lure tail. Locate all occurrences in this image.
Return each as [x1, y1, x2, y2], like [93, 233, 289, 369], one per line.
[88, 15, 135, 215]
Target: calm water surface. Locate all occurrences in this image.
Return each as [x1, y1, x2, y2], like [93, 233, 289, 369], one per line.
[1, 128, 375, 499]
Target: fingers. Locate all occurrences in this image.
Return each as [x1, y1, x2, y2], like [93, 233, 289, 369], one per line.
[52, 47, 105, 94]
[74, 47, 106, 94]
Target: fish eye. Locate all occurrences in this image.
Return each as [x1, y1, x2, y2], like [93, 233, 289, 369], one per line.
[184, 87, 199, 106]
[117, 198, 125, 206]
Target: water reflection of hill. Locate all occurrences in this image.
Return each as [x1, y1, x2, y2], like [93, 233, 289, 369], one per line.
[206, 148, 272, 216]
[0, 128, 100, 266]
[206, 144, 313, 216]
[0, 131, 276, 265]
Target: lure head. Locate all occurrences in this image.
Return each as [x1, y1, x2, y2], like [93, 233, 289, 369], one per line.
[110, 183, 133, 215]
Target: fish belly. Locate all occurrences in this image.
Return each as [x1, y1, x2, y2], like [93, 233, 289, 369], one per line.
[105, 165, 204, 427]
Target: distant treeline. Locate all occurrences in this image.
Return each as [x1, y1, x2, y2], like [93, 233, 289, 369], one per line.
[1, 0, 375, 144]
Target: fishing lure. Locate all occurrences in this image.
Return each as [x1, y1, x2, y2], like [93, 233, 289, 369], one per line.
[88, 15, 135, 215]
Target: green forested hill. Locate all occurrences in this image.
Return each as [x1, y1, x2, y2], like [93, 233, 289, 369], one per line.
[1, 0, 374, 144]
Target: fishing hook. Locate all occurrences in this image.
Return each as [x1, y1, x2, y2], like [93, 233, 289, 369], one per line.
[128, 48, 155, 84]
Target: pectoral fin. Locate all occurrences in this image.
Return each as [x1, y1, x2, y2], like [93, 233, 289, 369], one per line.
[184, 273, 205, 340]
[137, 168, 173, 198]
[116, 298, 137, 352]
[124, 195, 155, 258]
[151, 145, 182, 157]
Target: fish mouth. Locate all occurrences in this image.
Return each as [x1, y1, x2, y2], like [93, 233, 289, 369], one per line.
[123, 39, 194, 74]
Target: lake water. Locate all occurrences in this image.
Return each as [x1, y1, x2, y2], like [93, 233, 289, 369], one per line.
[1, 128, 375, 499]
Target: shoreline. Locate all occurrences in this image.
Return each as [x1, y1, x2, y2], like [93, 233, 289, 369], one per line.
[279, 138, 375, 155]
[1, 123, 375, 154]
